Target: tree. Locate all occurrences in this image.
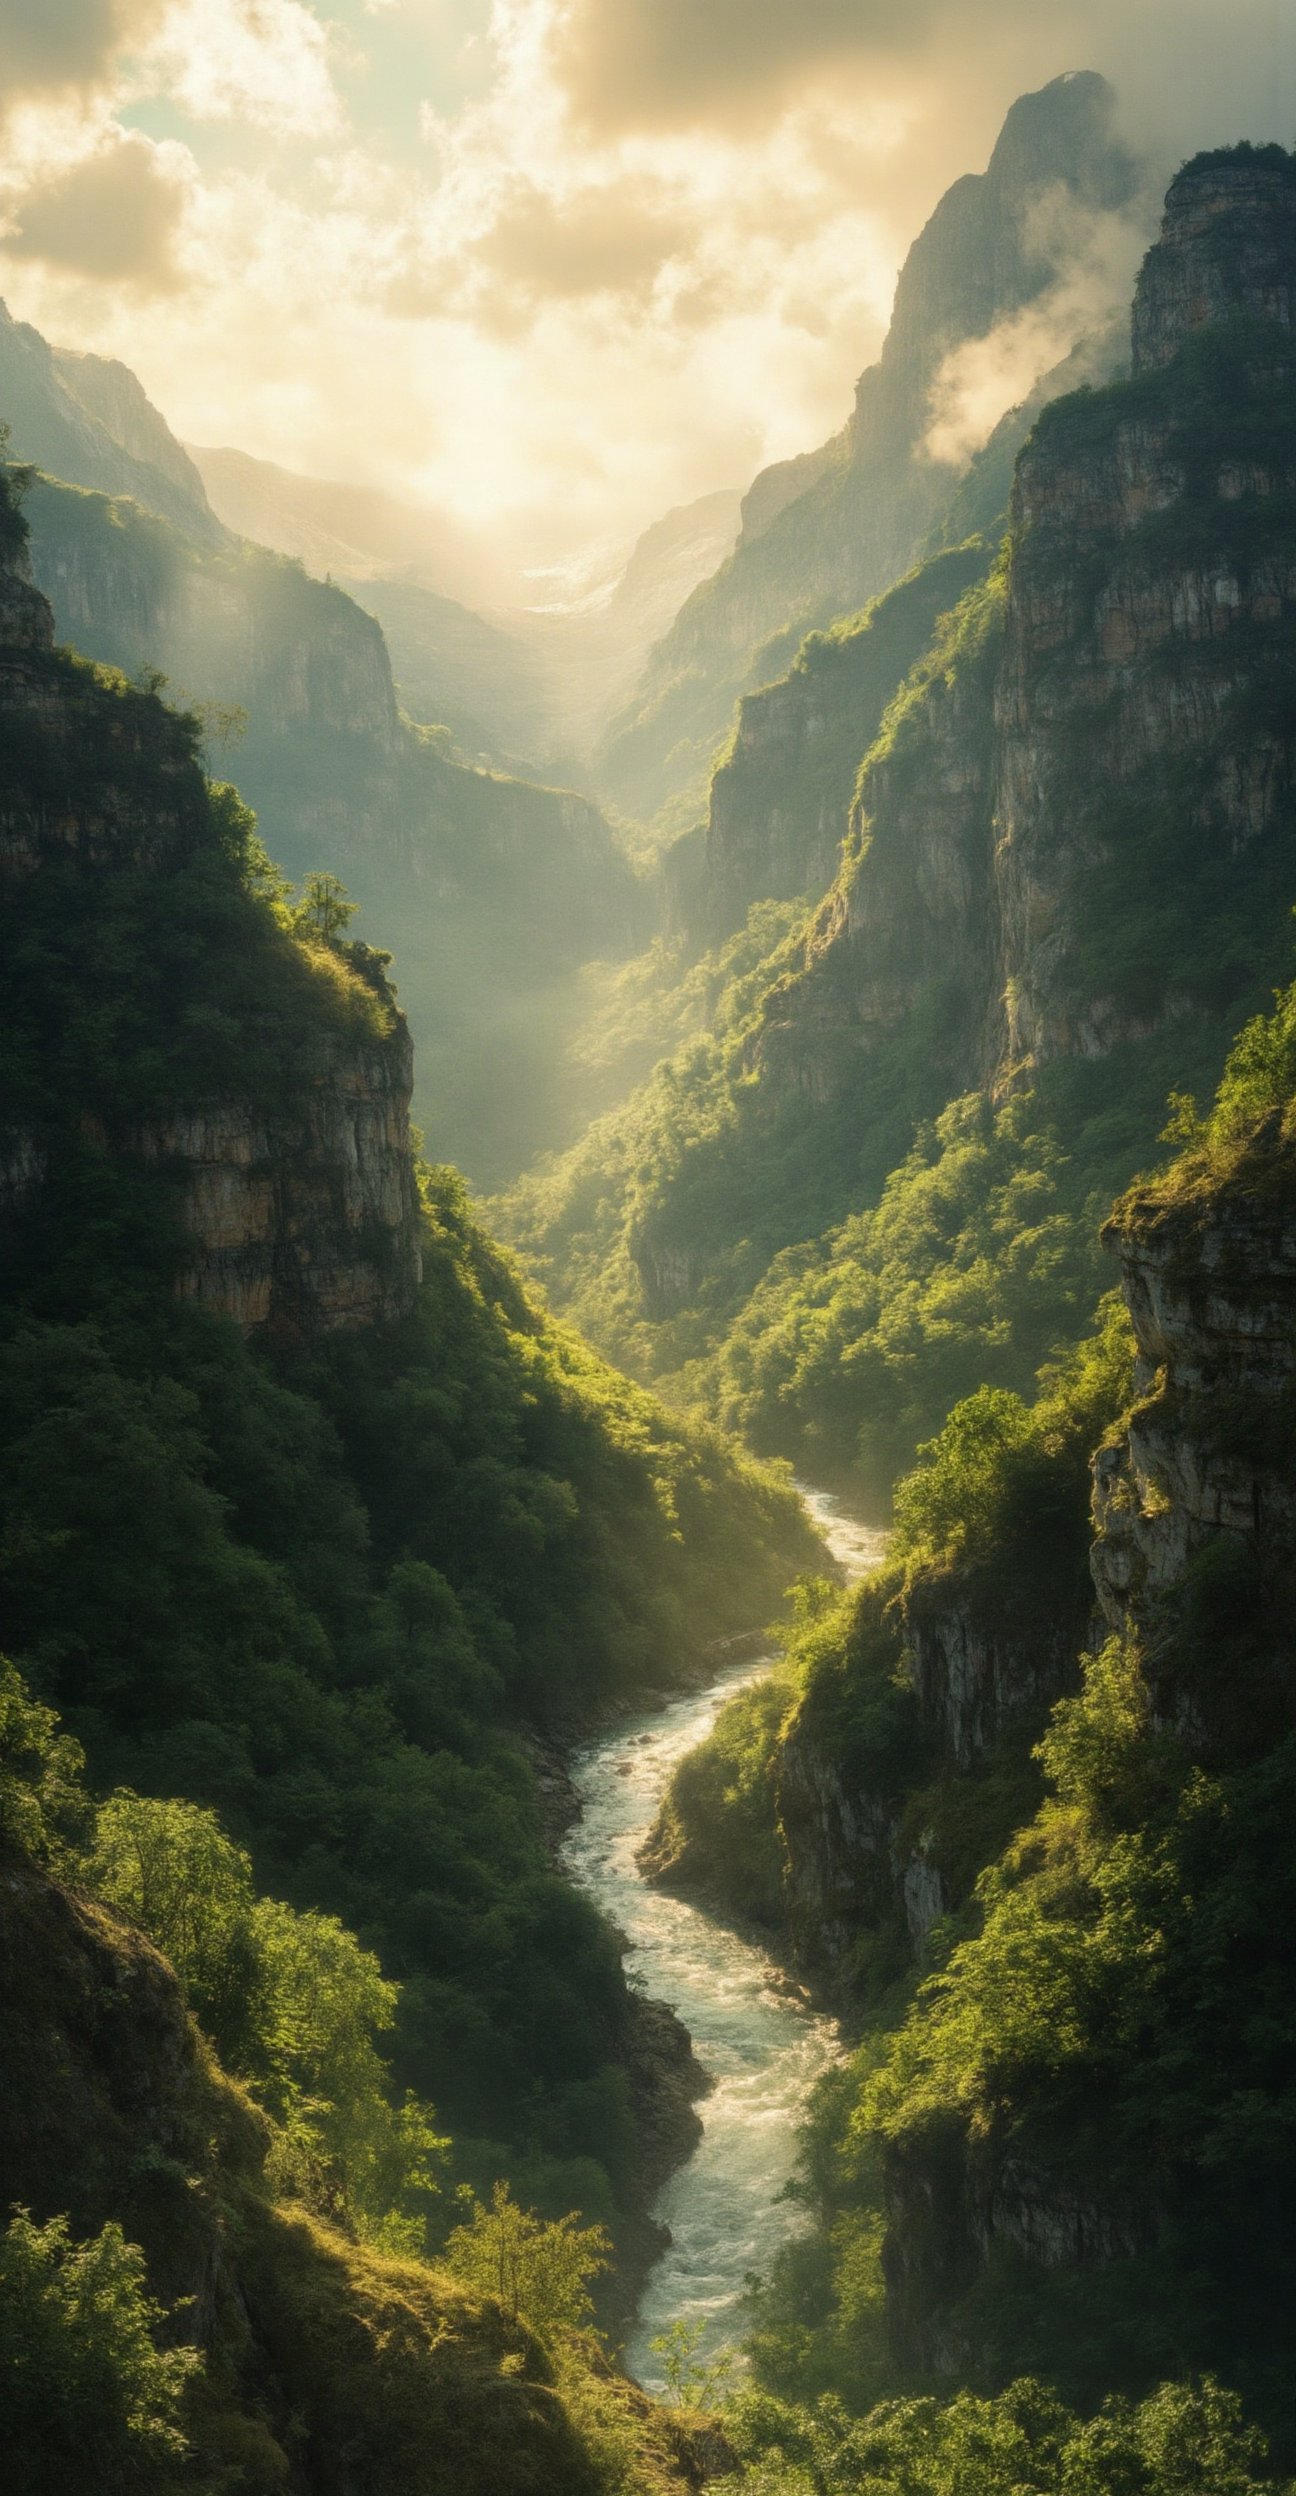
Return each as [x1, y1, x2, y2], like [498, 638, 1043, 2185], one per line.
[0, 2209, 198, 2493]
[0, 1657, 87, 1866]
[649, 2316, 739, 2410]
[443, 2183, 609, 2339]
[293, 871, 358, 945]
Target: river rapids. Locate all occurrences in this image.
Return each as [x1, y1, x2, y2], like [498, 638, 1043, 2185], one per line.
[561, 1488, 884, 2392]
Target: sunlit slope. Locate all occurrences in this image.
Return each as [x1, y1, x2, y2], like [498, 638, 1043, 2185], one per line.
[503, 149, 1296, 1504]
[595, 73, 1145, 834]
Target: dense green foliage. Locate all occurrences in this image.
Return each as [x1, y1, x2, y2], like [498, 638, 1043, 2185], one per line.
[444, 2182, 609, 2338]
[722, 981, 1296, 2453]
[88, 1789, 450, 2247]
[0, 563, 815, 2245]
[716, 2376, 1288, 2496]
[0, 2209, 197, 2494]
[19, 467, 646, 1189]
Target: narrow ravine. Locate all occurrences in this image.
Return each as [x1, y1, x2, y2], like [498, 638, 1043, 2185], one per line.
[561, 1488, 884, 2392]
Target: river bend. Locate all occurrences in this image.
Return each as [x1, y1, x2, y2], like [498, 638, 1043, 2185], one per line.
[561, 1489, 883, 2392]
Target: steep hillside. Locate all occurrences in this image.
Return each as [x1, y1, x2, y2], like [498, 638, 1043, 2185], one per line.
[0, 1708, 715, 2496]
[641, 766, 1296, 2471]
[0, 302, 223, 544]
[0, 478, 818, 2291]
[676, 540, 991, 950]
[10, 457, 643, 1187]
[507, 146, 1296, 1500]
[596, 72, 1146, 830]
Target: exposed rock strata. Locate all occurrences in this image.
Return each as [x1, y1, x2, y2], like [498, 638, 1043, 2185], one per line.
[1093, 1140, 1296, 1681]
[598, 72, 1143, 823]
[0, 539, 423, 1340]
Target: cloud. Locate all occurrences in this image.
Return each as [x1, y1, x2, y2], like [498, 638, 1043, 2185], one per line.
[476, 179, 687, 302]
[1, 128, 191, 290]
[143, 0, 343, 135]
[0, 1, 167, 104]
[0, 0, 1293, 596]
[550, 0, 930, 131]
[922, 190, 1149, 466]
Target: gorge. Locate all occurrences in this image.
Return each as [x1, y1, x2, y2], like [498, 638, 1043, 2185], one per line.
[3, 64, 1296, 2496]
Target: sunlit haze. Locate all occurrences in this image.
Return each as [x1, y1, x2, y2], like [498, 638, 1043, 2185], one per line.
[0, 0, 1292, 596]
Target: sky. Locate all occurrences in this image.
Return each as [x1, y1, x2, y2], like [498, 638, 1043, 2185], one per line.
[0, 0, 1292, 595]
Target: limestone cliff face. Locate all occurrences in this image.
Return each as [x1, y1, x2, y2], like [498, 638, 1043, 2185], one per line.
[876, 1121, 1296, 2377]
[1092, 1133, 1296, 1707]
[775, 1550, 1086, 1987]
[0, 537, 423, 1341]
[1131, 151, 1296, 371]
[991, 155, 1296, 1075]
[129, 1008, 422, 1341]
[741, 150, 1296, 1118]
[598, 72, 1144, 823]
[695, 542, 988, 949]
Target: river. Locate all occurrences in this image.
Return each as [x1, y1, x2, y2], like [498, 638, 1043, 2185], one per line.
[561, 1487, 885, 2393]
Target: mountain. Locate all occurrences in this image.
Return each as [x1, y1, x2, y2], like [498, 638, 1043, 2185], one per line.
[0, 471, 820, 2481]
[0, 309, 650, 1187]
[188, 441, 498, 606]
[503, 143, 1296, 1498]
[596, 71, 1147, 830]
[0, 302, 223, 544]
[627, 144, 1296, 2451]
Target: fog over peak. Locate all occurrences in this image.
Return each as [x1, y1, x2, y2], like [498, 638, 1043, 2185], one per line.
[0, 0, 1287, 594]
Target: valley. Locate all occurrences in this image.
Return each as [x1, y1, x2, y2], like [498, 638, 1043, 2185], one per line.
[2, 49, 1296, 2496]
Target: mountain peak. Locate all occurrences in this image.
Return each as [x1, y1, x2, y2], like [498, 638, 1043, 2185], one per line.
[1132, 143, 1296, 370]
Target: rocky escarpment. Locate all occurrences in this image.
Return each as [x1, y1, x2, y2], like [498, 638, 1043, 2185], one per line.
[0, 1851, 635, 2496]
[748, 149, 1296, 1114]
[1093, 1130, 1296, 1725]
[776, 1540, 1091, 1985]
[1131, 146, 1296, 370]
[991, 149, 1296, 1076]
[691, 543, 988, 950]
[877, 1110, 1296, 2383]
[620, 147, 1296, 1334]
[0, 528, 423, 1340]
[598, 72, 1144, 824]
[128, 1009, 422, 1339]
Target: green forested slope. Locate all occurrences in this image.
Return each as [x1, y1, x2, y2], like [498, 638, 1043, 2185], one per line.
[504, 156, 1296, 1508]
[0, 466, 816, 2249]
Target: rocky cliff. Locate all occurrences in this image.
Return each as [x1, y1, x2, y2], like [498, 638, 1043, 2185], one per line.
[0, 521, 423, 1341]
[691, 542, 989, 950]
[5, 444, 642, 1185]
[873, 1080, 1296, 2394]
[619, 146, 1296, 1362]
[1093, 1121, 1296, 1736]
[598, 73, 1145, 826]
[0, 1846, 662, 2496]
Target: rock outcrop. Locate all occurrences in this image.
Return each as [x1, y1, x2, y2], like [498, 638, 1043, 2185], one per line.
[1093, 1129, 1296, 1719]
[1131, 148, 1296, 371]
[598, 73, 1145, 824]
[693, 542, 989, 949]
[129, 1015, 422, 1340]
[0, 526, 423, 1341]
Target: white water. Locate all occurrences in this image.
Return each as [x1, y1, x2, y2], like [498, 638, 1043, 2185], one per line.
[561, 1486, 885, 2392]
